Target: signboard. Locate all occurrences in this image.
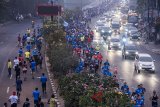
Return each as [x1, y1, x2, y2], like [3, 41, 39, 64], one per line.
[37, 5, 61, 16]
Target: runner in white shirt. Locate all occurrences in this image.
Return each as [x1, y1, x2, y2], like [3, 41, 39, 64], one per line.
[13, 57, 19, 69]
[9, 92, 18, 106]
[27, 36, 31, 44]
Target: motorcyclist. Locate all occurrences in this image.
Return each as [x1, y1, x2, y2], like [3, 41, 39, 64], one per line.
[32, 20, 35, 28]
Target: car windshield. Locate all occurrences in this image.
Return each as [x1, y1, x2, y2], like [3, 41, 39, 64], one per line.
[101, 27, 110, 30]
[132, 34, 140, 37]
[131, 36, 138, 39]
[126, 46, 137, 50]
[96, 23, 104, 27]
[130, 30, 138, 35]
[139, 56, 153, 62]
[111, 39, 120, 42]
[128, 16, 138, 23]
[100, 17, 106, 20]
[112, 23, 120, 29]
[129, 27, 137, 30]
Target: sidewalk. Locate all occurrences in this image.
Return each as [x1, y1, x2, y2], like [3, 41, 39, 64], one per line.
[141, 42, 160, 54]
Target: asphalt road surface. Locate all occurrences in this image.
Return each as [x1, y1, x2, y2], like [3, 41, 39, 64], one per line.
[0, 20, 52, 107]
[90, 17, 160, 106]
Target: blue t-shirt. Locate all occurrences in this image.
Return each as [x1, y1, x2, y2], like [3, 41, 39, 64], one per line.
[135, 88, 143, 94]
[134, 99, 144, 107]
[18, 49, 23, 55]
[26, 44, 31, 51]
[31, 61, 36, 69]
[32, 90, 40, 100]
[40, 76, 47, 83]
[121, 85, 129, 91]
[32, 49, 38, 56]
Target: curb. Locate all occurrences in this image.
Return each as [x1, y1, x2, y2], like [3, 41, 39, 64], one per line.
[151, 49, 160, 54]
[45, 55, 61, 107]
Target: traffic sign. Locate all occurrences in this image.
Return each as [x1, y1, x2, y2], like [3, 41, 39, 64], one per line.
[37, 4, 61, 16]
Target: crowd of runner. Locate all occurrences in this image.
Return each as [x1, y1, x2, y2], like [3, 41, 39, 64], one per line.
[64, 7, 158, 107]
[5, 23, 56, 107]
[3, 1, 158, 106]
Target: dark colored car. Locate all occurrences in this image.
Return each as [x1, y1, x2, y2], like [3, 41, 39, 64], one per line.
[122, 44, 138, 59]
[100, 27, 112, 41]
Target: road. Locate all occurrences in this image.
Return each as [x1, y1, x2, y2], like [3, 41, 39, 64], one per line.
[90, 16, 160, 106]
[0, 20, 53, 106]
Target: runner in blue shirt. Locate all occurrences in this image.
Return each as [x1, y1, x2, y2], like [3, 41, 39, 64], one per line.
[18, 48, 23, 56]
[30, 60, 36, 79]
[26, 43, 31, 52]
[40, 73, 47, 94]
[32, 88, 40, 105]
[134, 94, 144, 107]
[121, 82, 129, 93]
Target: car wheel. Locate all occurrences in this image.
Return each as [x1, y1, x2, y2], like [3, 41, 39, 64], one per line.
[122, 54, 124, 59]
[108, 47, 111, 50]
[134, 66, 136, 71]
[124, 55, 126, 59]
[152, 70, 155, 73]
[137, 69, 140, 73]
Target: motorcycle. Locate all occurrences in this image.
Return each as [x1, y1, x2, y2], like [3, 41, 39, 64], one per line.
[32, 21, 35, 28]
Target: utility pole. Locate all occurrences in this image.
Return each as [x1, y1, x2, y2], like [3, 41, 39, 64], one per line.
[81, 0, 82, 11]
[147, 0, 150, 42]
[51, 0, 53, 21]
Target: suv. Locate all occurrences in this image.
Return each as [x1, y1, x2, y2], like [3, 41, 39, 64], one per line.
[130, 33, 140, 41]
[134, 53, 155, 73]
[100, 26, 112, 41]
[108, 37, 121, 50]
[122, 44, 138, 59]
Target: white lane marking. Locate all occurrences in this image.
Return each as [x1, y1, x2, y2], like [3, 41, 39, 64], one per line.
[36, 77, 41, 78]
[7, 87, 10, 93]
[10, 75, 12, 79]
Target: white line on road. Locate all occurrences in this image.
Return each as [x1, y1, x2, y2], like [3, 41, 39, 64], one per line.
[7, 87, 10, 93]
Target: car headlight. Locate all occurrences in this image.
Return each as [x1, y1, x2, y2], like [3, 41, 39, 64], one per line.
[139, 63, 143, 67]
[125, 51, 129, 54]
[139, 66, 142, 70]
[109, 30, 111, 33]
[152, 66, 155, 70]
[118, 43, 121, 46]
[135, 52, 138, 54]
[101, 30, 104, 33]
[110, 43, 113, 45]
[125, 29, 128, 31]
[108, 37, 111, 40]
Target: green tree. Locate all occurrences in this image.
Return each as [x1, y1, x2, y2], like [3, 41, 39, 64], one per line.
[59, 73, 133, 107]
[0, 0, 8, 21]
[43, 20, 79, 77]
[137, 0, 147, 13]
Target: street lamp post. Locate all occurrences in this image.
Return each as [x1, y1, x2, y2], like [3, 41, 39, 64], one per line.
[147, 0, 150, 42]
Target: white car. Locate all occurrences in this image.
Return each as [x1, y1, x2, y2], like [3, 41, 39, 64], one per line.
[108, 37, 121, 50]
[127, 27, 138, 35]
[95, 21, 104, 32]
[134, 53, 155, 73]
